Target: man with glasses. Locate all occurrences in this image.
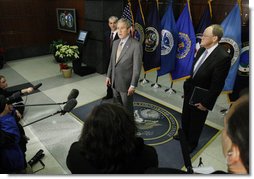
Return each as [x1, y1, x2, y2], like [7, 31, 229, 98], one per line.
[174, 24, 231, 153]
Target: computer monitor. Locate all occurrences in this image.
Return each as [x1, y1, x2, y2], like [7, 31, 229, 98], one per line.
[77, 30, 88, 44]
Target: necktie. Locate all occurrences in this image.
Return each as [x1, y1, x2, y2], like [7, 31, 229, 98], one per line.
[116, 41, 123, 63]
[110, 32, 114, 48]
[193, 50, 208, 77]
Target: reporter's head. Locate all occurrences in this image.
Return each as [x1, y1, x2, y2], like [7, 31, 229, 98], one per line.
[79, 103, 137, 167]
[221, 94, 249, 174]
[0, 95, 12, 116]
[0, 75, 8, 89]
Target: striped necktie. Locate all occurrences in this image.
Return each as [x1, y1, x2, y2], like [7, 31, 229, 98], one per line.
[110, 32, 114, 48]
[116, 41, 124, 63]
[193, 50, 208, 77]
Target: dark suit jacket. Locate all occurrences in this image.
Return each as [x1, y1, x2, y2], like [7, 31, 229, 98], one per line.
[66, 137, 158, 174]
[107, 37, 142, 92]
[184, 44, 231, 110]
[104, 31, 119, 69]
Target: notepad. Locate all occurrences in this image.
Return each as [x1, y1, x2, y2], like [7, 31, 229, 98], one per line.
[189, 86, 209, 106]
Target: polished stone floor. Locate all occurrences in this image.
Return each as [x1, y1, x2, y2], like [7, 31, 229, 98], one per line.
[1, 55, 229, 174]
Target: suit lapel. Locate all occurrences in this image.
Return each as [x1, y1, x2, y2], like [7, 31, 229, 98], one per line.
[116, 38, 131, 64]
[195, 46, 219, 75]
[113, 39, 121, 65]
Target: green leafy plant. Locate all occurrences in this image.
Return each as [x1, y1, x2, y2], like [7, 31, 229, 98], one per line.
[49, 39, 66, 54]
[55, 44, 80, 63]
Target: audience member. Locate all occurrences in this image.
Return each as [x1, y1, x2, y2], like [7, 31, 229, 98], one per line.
[0, 95, 26, 173]
[0, 74, 34, 116]
[221, 94, 249, 174]
[66, 103, 158, 174]
[102, 16, 119, 99]
[0, 75, 31, 163]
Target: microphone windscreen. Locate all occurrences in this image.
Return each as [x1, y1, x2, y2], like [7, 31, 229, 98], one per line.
[33, 83, 42, 90]
[67, 89, 79, 101]
[63, 99, 77, 113]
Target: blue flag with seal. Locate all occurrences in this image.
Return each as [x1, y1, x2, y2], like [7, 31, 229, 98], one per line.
[220, 4, 241, 92]
[134, 0, 145, 44]
[143, 0, 161, 73]
[157, 0, 178, 77]
[171, 3, 196, 80]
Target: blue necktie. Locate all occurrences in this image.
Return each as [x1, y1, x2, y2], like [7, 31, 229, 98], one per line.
[193, 50, 208, 77]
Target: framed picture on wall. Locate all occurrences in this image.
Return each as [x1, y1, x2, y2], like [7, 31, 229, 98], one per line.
[56, 8, 77, 33]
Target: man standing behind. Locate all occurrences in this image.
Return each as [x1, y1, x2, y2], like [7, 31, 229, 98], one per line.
[106, 18, 142, 115]
[177, 24, 231, 153]
[103, 16, 119, 99]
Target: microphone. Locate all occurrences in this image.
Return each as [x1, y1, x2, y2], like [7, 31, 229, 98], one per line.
[12, 89, 79, 108]
[22, 98, 78, 127]
[6, 92, 21, 104]
[61, 98, 77, 115]
[67, 89, 79, 101]
[33, 83, 42, 91]
[28, 149, 45, 167]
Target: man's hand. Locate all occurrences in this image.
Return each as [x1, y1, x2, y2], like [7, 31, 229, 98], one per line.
[127, 86, 135, 96]
[195, 103, 207, 111]
[15, 110, 22, 121]
[105, 78, 111, 86]
[21, 87, 34, 94]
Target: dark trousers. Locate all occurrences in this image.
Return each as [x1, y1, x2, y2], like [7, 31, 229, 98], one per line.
[112, 89, 134, 116]
[181, 98, 209, 149]
[106, 85, 113, 98]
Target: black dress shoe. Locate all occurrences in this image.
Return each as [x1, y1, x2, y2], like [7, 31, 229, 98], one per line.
[102, 95, 113, 100]
[173, 134, 180, 140]
[188, 146, 197, 153]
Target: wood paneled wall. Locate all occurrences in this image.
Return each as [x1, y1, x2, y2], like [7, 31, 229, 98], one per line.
[0, 0, 85, 60]
[0, 0, 249, 62]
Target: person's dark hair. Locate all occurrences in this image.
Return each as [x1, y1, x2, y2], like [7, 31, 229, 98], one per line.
[79, 103, 137, 173]
[211, 24, 224, 41]
[227, 95, 249, 173]
[0, 95, 7, 113]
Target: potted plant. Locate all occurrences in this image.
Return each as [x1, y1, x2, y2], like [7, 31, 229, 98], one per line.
[49, 39, 67, 63]
[55, 44, 80, 78]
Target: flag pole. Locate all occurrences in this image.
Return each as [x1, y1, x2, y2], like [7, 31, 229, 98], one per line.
[139, 73, 149, 84]
[151, 75, 161, 88]
[165, 81, 176, 94]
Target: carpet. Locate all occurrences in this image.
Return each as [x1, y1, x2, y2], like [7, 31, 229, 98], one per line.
[71, 93, 220, 169]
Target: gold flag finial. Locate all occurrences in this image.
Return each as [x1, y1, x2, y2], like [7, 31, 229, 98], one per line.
[208, 0, 213, 18]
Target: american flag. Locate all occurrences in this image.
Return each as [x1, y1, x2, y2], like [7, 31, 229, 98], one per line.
[122, 2, 134, 26]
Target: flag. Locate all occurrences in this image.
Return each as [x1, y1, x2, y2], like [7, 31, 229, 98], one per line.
[133, 0, 145, 44]
[122, 0, 134, 27]
[157, 0, 178, 76]
[220, 4, 242, 92]
[143, 0, 161, 73]
[195, 3, 212, 52]
[171, 3, 196, 80]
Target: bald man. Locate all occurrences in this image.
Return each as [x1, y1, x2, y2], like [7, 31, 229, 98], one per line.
[177, 24, 231, 153]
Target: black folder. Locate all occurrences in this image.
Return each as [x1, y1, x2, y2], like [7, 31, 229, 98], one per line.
[189, 86, 209, 106]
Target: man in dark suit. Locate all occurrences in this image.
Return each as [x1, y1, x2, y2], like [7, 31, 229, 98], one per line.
[177, 24, 231, 153]
[103, 16, 119, 99]
[106, 18, 142, 115]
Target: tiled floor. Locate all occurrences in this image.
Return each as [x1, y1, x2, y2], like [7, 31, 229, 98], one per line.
[2, 55, 228, 174]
